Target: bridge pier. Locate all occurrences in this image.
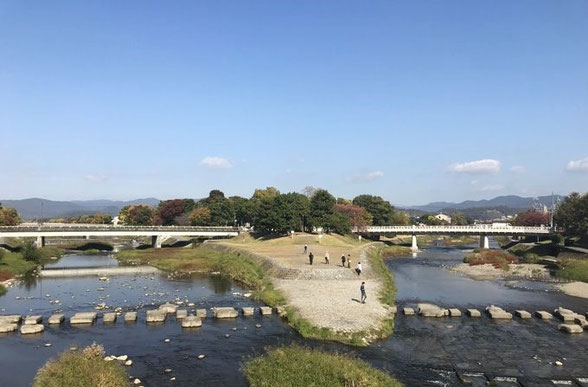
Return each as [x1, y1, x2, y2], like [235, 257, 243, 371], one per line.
[479, 235, 489, 249]
[151, 235, 162, 249]
[411, 234, 418, 252]
[35, 236, 46, 248]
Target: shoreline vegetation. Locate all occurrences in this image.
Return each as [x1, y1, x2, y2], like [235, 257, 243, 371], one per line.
[244, 345, 402, 387]
[33, 343, 129, 387]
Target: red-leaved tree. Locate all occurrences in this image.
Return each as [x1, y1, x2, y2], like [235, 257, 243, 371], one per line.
[333, 203, 373, 231]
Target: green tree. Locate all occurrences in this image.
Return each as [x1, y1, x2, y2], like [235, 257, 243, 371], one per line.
[119, 205, 154, 225]
[352, 195, 396, 226]
[208, 199, 235, 226]
[252, 187, 280, 201]
[189, 207, 212, 226]
[253, 193, 310, 234]
[309, 189, 336, 230]
[229, 196, 255, 226]
[555, 192, 588, 239]
[451, 212, 469, 225]
[91, 213, 112, 224]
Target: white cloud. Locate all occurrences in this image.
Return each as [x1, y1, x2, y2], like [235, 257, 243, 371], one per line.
[448, 159, 501, 174]
[480, 184, 505, 192]
[566, 157, 588, 172]
[510, 165, 526, 174]
[348, 170, 384, 183]
[199, 156, 232, 170]
[84, 173, 109, 183]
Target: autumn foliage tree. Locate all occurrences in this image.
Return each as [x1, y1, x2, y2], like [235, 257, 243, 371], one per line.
[333, 203, 373, 231]
[514, 210, 550, 226]
[0, 203, 21, 226]
[189, 207, 212, 226]
[154, 200, 186, 225]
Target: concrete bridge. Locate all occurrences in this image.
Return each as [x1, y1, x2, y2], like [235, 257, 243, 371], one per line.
[0, 225, 239, 248]
[354, 225, 552, 251]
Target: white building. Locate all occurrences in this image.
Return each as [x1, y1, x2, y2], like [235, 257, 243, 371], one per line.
[435, 213, 452, 223]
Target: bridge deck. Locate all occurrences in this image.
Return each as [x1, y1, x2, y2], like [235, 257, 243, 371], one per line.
[356, 225, 551, 236]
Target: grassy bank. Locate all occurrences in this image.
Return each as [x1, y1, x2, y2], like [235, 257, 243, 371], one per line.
[33, 343, 128, 387]
[244, 345, 401, 387]
[0, 284, 6, 296]
[380, 245, 411, 258]
[555, 259, 588, 283]
[0, 246, 63, 281]
[116, 246, 285, 306]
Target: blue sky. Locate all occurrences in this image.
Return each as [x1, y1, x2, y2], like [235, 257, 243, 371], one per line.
[1, 1, 587, 205]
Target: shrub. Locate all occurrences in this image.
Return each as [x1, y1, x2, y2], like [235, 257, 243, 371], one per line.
[244, 345, 401, 387]
[464, 249, 518, 270]
[33, 343, 128, 387]
[0, 269, 14, 281]
[22, 241, 41, 263]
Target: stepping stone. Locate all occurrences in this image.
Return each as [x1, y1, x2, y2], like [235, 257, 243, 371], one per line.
[558, 324, 583, 334]
[24, 315, 42, 325]
[0, 315, 21, 324]
[574, 315, 588, 328]
[146, 310, 166, 323]
[466, 309, 481, 317]
[390, 306, 398, 314]
[448, 308, 462, 317]
[103, 313, 117, 323]
[486, 306, 512, 319]
[242, 307, 254, 316]
[20, 324, 44, 334]
[275, 306, 287, 317]
[158, 303, 177, 314]
[124, 312, 137, 322]
[514, 310, 532, 319]
[181, 315, 202, 328]
[70, 312, 97, 325]
[196, 309, 207, 318]
[403, 307, 415, 316]
[260, 306, 272, 316]
[176, 309, 187, 319]
[0, 323, 18, 333]
[417, 303, 446, 317]
[535, 311, 553, 320]
[554, 307, 576, 322]
[211, 307, 238, 319]
[48, 314, 65, 325]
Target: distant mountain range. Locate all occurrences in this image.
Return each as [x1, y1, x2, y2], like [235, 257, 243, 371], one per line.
[0, 198, 160, 220]
[407, 195, 563, 213]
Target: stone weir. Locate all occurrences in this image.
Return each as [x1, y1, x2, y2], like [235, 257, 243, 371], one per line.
[39, 266, 160, 277]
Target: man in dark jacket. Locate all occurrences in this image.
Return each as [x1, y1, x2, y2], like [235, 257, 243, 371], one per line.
[309, 252, 314, 265]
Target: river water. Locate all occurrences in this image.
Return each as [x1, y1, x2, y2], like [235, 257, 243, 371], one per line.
[1, 248, 587, 386]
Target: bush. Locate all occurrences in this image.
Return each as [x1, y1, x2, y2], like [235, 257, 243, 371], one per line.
[464, 249, 518, 270]
[555, 259, 588, 283]
[0, 284, 6, 296]
[33, 343, 128, 387]
[521, 253, 539, 264]
[22, 241, 41, 262]
[244, 345, 401, 387]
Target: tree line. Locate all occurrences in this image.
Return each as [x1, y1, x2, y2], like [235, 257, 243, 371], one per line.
[117, 187, 410, 234]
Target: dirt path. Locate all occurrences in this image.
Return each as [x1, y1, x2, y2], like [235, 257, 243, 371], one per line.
[216, 234, 394, 338]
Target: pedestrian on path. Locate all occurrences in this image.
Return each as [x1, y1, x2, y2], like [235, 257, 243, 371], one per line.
[324, 251, 330, 264]
[360, 282, 367, 303]
[347, 254, 351, 268]
[355, 262, 362, 276]
[304, 245, 308, 254]
[309, 252, 314, 265]
[341, 254, 346, 267]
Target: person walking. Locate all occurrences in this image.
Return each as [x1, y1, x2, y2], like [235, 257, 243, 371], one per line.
[309, 252, 314, 265]
[355, 261, 362, 276]
[347, 254, 351, 268]
[304, 244, 308, 254]
[324, 251, 330, 264]
[360, 282, 367, 303]
[341, 254, 346, 267]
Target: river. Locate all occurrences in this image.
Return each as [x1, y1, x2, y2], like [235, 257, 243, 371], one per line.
[1, 247, 587, 386]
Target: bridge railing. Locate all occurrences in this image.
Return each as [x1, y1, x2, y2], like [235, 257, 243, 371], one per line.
[0, 225, 239, 233]
[354, 225, 551, 233]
